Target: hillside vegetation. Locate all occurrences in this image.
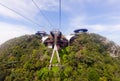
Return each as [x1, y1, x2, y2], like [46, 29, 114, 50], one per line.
[0, 33, 120, 81]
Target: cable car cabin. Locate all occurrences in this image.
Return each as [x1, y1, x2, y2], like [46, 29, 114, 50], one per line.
[43, 31, 68, 49]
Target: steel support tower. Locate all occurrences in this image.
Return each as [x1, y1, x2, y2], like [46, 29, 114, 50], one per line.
[49, 31, 61, 70]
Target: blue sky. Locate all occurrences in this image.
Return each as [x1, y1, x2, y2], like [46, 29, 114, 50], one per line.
[0, 0, 120, 45]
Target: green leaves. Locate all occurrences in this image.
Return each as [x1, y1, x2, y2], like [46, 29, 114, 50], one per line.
[88, 68, 100, 81]
[0, 33, 120, 81]
[37, 68, 49, 80]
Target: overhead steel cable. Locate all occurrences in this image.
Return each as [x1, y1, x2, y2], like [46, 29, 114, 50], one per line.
[59, 0, 61, 29]
[32, 0, 54, 28]
[0, 2, 44, 28]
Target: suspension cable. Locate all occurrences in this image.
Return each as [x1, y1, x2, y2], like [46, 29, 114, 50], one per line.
[59, 0, 61, 29]
[0, 2, 44, 29]
[32, 0, 54, 28]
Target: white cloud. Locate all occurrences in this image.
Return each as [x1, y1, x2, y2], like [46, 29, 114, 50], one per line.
[69, 16, 87, 27]
[35, 0, 58, 11]
[86, 25, 107, 32]
[0, 0, 35, 19]
[0, 22, 35, 45]
[0, 0, 60, 45]
[68, 15, 120, 45]
[69, 0, 120, 4]
[0, 0, 120, 46]
[0, 0, 59, 20]
[106, 0, 120, 5]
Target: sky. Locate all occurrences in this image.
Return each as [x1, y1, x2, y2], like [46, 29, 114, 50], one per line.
[0, 0, 120, 45]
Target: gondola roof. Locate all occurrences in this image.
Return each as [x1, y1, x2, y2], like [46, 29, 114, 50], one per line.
[74, 29, 88, 33]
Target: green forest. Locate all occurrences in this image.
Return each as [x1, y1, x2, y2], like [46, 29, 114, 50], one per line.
[0, 33, 120, 81]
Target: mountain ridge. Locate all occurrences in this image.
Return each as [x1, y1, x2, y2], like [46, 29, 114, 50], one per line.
[0, 33, 120, 81]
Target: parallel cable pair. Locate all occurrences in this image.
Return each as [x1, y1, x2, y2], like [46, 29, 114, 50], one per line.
[32, 0, 62, 29]
[0, 2, 44, 28]
[0, 0, 62, 30]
